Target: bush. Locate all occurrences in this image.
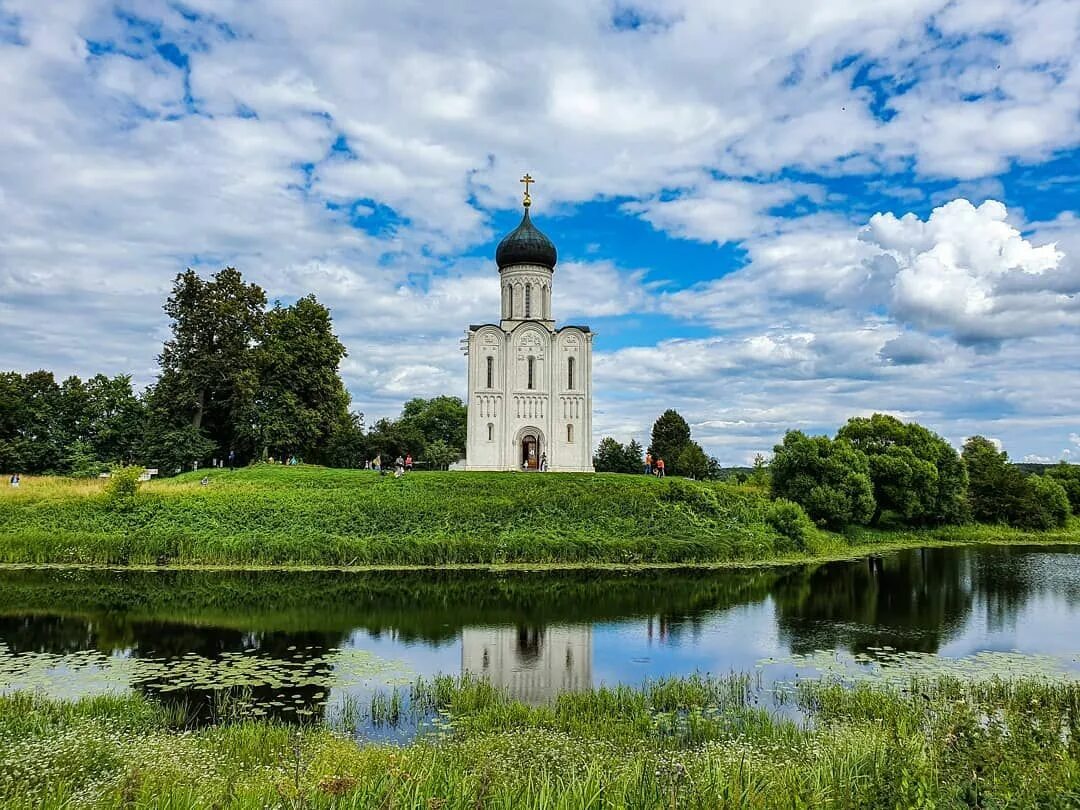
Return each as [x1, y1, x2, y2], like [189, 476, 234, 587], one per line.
[1018, 475, 1071, 530]
[765, 499, 814, 551]
[104, 466, 144, 506]
[770, 431, 876, 529]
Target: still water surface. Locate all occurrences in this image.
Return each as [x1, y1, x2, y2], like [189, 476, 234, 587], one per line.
[2, 545, 1079, 734]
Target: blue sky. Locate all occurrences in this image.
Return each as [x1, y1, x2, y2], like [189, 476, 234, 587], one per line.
[1, 0, 1078, 463]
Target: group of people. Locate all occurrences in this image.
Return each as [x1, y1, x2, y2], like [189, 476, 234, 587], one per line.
[643, 453, 666, 478]
[366, 454, 414, 477]
[8, 473, 19, 488]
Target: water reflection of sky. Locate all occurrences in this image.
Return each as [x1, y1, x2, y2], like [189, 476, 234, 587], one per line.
[3, 546, 1080, 715]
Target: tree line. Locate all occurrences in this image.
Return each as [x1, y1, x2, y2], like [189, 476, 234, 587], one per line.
[0, 267, 467, 475]
[770, 415, 1078, 531]
[594, 411, 1079, 532]
[594, 409, 718, 478]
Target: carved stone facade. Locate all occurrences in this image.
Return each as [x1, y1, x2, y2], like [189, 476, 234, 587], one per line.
[464, 202, 593, 472]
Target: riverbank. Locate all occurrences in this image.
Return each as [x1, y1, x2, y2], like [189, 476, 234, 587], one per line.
[2, 674, 1078, 808]
[1, 466, 1077, 568]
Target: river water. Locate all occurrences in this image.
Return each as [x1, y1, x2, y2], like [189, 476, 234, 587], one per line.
[2, 545, 1079, 735]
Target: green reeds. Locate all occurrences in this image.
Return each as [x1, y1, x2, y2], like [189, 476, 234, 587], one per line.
[3, 673, 1080, 807]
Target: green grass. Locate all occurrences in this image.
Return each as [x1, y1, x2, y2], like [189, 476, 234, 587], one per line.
[2, 674, 1078, 808]
[1, 465, 1077, 568]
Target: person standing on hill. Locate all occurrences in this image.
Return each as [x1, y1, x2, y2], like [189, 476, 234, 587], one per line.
[9, 473, 19, 488]
[394, 456, 405, 478]
[228, 449, 236, 471]
[656, 458, 665, 478]
[405, 453, 413, 473]
[644, 452, 653, 475]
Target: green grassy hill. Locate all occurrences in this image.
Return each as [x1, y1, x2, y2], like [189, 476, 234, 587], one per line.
[0, 466, 783, 566]
[1, 465, 1076, 568]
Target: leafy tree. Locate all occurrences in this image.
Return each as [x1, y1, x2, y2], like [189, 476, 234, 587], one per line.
[424, 439, 458, 470]
[677, 441, 710, 480]
[963, 437, 1013, 524]
[83, 375, 144, 465]
[837, 414, 967, 525]
[321, 411, 366, 469]
[962, 437, 1070, 529]
[155, 267, 267, 457]
[399, 396, 468, 457]
[771, 431, 876, 529]
[1046, 462, 1080, 515]
[747, 453, 770, 488]
[593, 437, 626, 473]
[140, 406, 218, 475]
[649, 410, 692, 474]
[365, 417, 423, 463]
[246, 295, 351, 461]
[593, 437, 645, 474]
[1025, 475, 1071, 529]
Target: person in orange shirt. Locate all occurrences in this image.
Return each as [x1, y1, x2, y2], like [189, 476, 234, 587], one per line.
[656, 457, 665, 478]
[644, 452, 653, 475]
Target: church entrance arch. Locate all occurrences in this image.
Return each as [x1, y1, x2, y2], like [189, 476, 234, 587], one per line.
[516, 427, 544, 470]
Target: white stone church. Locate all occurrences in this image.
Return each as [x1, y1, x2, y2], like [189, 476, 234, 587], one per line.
[464, 179, 594, 471]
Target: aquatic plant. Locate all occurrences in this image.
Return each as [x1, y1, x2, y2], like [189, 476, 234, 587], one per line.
[2, 673, 1079, 807]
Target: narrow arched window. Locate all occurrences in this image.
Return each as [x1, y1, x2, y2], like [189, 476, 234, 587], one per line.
[567, 424, 574, 443]
[527, 357, 535, 390]
[525, 284, 532, 318]
[567, 357, 575, 389]
[508, 286, 514, 317]
[486, 356, 494, 388]
[487, 423, 494, 441]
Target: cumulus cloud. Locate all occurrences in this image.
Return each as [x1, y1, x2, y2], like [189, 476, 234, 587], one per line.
[1, 0, 1080, 464]
[864, 199, 1075, 345]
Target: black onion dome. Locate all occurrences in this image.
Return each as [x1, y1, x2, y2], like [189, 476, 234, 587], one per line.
[495, 207, 557, 270]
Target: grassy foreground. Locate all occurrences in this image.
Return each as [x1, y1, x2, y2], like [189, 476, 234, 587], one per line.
[1, 465, 1078, 568]
[2, 674, 1078, 808]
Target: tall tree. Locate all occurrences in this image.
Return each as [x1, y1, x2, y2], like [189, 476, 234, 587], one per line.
[246, 295, 351, 461]
[155, 267, 266, 457]
[650, 409, 692, 474]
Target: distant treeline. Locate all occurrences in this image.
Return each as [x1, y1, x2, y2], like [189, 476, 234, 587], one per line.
[0, 267, 466, 476]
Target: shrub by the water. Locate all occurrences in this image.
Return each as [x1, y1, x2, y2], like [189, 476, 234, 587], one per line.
[837, 413, 968, 526]
[765, 498, 815, 551]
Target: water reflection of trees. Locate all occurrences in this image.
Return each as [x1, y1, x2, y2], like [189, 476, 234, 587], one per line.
[772, 548, 978, 654]
[0, 567, 782, 644]
[3, 547, 1080, 715]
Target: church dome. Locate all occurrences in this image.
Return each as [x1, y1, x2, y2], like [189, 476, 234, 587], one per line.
[496, 206, 557, 270]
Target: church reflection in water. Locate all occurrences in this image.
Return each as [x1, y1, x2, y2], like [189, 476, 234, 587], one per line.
[461, 625, 592, 704]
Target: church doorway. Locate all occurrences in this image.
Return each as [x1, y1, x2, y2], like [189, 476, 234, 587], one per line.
[521, 434, 539, 470]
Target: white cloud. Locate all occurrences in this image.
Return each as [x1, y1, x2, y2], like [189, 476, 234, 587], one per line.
[1, 0, 1079, 465]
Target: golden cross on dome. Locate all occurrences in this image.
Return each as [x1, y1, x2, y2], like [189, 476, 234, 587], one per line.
[520, 173, 534, 206]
